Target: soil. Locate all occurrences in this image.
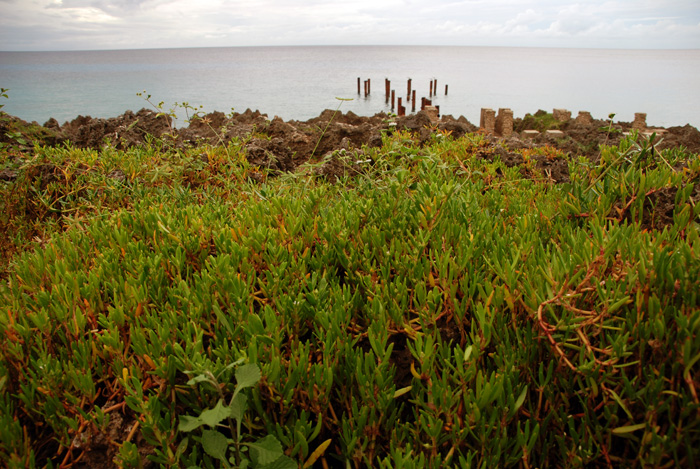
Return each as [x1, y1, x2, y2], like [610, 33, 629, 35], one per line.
[616, 183, 700, 231]
[67, 405, 155, 469]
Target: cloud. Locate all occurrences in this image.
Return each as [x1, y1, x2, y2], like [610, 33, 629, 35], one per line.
[48, 0, 165, 14]
[0, 0, 698, 50]
[547, 5, 598, 35]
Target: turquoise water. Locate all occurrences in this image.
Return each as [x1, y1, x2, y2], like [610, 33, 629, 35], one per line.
[0, 46, 698, 127]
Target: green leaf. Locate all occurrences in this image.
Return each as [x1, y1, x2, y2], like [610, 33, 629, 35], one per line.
[612, 423, 646, 435]
[178, 415, 203, 433]
[236, 363, 261, 390]
[186, 373, 213, 387]
[463, 345, 473, 362]
[607, 388, 633, 420]
[303, 439, 332, 468]
[513, 385, 528, 414]
[202, 429, 229, 461]
[608, 296, 632, 314]
[200, 399, 231, 428]
[683, 349, 700, 380]
[246, 435, 284, 466]
[221, 357, 247, 375]
[230, 392, 248, 423]
[259, 455, 297, 469]
[175, 437, 189, 458]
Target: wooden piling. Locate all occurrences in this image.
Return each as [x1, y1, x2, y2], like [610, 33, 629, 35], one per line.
[357, 77, 360, 95]
[391, 90, 395, 110]
[412, 90, 416, 112]
[368, 78, 371, 95]
[407, 79, 412, 100]
[445, 84, 448, 96]
[385, 79, 390, 101]
[429, 80, 433, 97]
[433, 79, 437, 95]
[398, 98, 405, 117]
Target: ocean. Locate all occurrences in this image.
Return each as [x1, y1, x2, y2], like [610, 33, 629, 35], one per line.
[1, 46, 698, 128]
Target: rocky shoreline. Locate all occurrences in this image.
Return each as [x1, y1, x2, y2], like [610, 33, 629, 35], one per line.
[2, 108, 699, 177]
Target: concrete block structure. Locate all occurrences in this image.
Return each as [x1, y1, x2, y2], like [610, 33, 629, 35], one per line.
[480, 108, 496, 134]
[546, 130, 565, 138]
[643, 128, 667, 137]
[495, 108, 514, 137]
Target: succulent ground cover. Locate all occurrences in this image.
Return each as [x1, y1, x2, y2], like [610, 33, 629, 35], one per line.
[1, 122, 699, 468]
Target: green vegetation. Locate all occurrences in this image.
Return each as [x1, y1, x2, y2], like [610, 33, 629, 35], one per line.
[517, 110, 563, 132]
[0, 89, 59, 153]
[1, 126, 699, 468]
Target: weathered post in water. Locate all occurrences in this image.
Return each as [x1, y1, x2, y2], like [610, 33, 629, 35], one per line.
[434, 79, 437, 96]
[358, 77, 361, 95]
[412, 90, 416, 112]
[429, 80, 433, 97]
[385, 79, 390, 102]
[407, 79, 412, 100]
[391, 90, 395, 110]
[445, 84, 448, 96]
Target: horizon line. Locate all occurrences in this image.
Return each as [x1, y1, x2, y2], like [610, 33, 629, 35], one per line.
[2, 44, 699, 54]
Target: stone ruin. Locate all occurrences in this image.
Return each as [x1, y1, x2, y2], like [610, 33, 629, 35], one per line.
[479, 107, 653, 138]
[480, 108, 496, 135]
[495, 108, 513, 138]
[633, 113, 647, 131]
[575, 111, 593, 126]
[479, 107, 513, 137]
[424, 106, 439, 124]
[553, 108, 572, 123]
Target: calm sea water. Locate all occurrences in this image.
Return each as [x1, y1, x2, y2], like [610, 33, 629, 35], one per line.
[1, 46, 698, 128]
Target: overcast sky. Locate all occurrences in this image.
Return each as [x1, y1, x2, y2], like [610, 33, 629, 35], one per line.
[1, 0, 699, 51]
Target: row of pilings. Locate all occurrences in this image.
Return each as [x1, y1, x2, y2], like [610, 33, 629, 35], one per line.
[358, 77, 447, 117]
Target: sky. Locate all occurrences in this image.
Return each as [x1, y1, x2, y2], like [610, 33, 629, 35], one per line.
[1, 0, 699, 51]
